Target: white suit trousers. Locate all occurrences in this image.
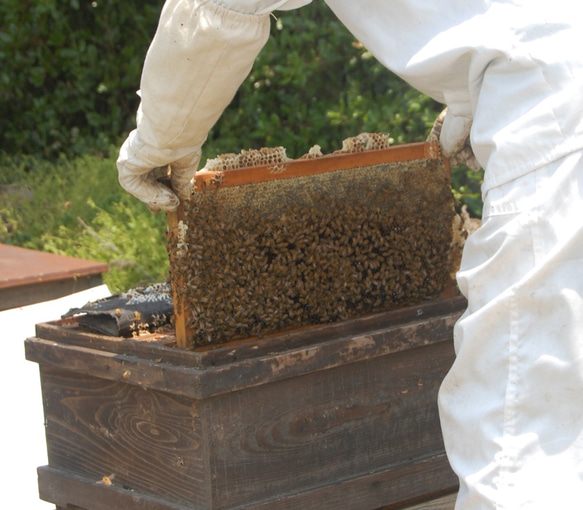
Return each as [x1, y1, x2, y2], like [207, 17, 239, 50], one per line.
[439, 149, 583, 509]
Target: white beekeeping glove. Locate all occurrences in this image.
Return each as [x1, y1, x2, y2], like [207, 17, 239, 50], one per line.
[117, 0, 272, 212]
[429, 108, 481, 171]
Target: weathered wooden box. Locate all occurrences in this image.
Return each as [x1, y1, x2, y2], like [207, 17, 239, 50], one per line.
[25, 296, 463, 510]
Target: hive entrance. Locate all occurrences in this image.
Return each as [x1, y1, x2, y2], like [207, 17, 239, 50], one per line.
[168, 140, 464, 349]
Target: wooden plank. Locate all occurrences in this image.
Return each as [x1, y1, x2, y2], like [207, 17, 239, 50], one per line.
[33, 295, 466, 370]
[195, 310, 460, 399]
[190, 295, 465, 368]
[207, 341, 456, 508]
[400, 492, 457, 510]
[36, 343, 455, 509]
[0, 274, 104, 311]
[39, 367, 209, 508]
[43, 464, 456, 510]
[166, 203, 191, 349]
[0, 243, 108, 310]
[240, 456, 456, 510]
[36, 340, 456, 510]
[0, 243, 108, 290]
[34, 319, 186, 365]
[26, 306, 461, 400]
[31, 295, 465, 371]
[39, 466, 195, 510]
[194, 142, 439, 189]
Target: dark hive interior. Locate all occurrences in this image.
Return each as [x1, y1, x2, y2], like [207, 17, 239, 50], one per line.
[168, 141, 465, 348]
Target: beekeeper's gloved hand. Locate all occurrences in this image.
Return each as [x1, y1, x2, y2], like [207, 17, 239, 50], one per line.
[429, 108, 482, 171]
[116, 0, 280, 212]
[117, 128, 201, 212]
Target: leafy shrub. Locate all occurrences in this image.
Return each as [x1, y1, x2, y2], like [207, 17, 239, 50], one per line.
[0, 152, 169, 292]
[0, 0, 161, 158]
[1, 2, 442, 160]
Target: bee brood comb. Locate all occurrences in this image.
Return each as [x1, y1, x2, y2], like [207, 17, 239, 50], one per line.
[167, 134, 466, 349]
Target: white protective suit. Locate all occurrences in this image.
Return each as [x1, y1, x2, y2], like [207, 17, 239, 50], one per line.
[117, 1, 583, 508]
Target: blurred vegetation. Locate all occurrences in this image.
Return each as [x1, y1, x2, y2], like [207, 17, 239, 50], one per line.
[0, 2, 482, 293]
[0, 0, 160, 158]
[0, 152, 169, 292]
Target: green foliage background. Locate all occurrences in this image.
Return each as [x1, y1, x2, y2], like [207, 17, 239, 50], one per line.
[0, 2, 483, 292]
[0, 0, 160, 158]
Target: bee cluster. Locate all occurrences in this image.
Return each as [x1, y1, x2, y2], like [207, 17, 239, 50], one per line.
[168, 143, 464, 348]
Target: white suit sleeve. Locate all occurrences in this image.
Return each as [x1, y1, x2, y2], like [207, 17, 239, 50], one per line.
[217, 0, 312, 15]
[117, 0, 276, 211]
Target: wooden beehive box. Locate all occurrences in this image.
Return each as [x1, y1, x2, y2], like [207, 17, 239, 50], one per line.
[25, 139, 466, 509]
[26, 295, 463, 510]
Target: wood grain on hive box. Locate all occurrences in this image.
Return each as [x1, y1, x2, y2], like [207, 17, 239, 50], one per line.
[26, 295, 463, 510]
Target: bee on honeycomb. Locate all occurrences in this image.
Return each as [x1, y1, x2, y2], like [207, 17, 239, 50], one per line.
[168, 134, 465, 347]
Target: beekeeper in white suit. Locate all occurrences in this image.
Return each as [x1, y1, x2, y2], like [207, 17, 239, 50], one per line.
[117, 1, 583, 508]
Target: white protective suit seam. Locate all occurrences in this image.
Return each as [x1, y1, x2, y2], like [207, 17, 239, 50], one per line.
[162, 1, 270, 149]
[496, 208, 541, 509]
[495, 284, 520, 510]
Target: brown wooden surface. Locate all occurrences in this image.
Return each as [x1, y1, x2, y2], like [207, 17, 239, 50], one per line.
[166, 205, 190, 349]
[0, 243, 108, 310]
[195, 142, 439, 189]
[206, 342, 457, 508]
[26, 297, 465, 400]
[39, 466, 194, 510]
[38, 351, 457, 509]
[30, 296, 464, 510]
[401, 493, 457, 510]
[53, 495, 458, 510]
[33, 295, 464, 369]
[43, 466, 456, 510]
[39, 367, 208, 508]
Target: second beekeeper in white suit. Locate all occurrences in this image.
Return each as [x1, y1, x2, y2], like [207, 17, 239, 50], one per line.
[117, 1, 583, 508]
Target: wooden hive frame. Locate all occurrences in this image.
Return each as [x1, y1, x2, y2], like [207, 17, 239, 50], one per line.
[167, 140, 460, 349]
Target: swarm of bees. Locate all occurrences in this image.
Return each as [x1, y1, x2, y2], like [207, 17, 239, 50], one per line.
[168, 135, 465, 347]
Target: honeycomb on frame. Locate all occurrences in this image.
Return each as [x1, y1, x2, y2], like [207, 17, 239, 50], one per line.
[167, 134, 465, 348]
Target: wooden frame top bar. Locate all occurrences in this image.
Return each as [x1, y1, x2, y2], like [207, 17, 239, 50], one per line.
[194, 141, 442, 189]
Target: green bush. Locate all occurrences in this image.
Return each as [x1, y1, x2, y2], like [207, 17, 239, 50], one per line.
[0, 152, 169, 292]
[0, 0, 161, 158]
[1, 2, 442, 160]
